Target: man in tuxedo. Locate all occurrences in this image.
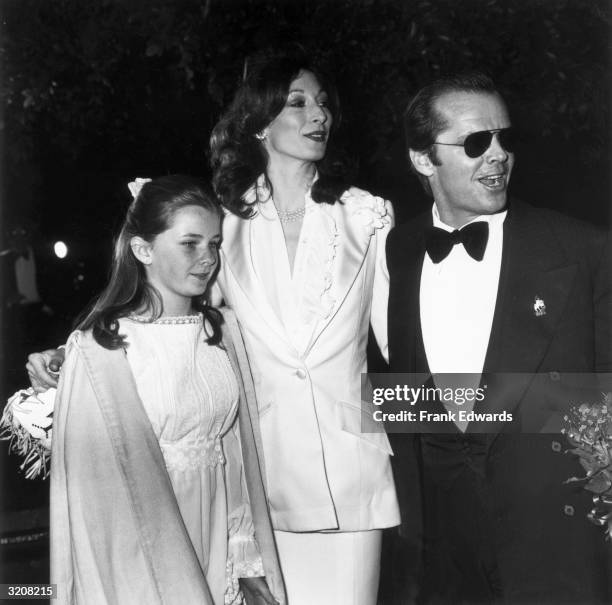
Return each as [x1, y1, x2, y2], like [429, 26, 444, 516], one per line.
[386, 73, 611, 604]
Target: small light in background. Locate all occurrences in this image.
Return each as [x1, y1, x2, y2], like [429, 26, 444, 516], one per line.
[54, 241, 68, 259]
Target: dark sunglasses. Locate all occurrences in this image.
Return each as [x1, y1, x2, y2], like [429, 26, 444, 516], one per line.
[433, 127, 515, 158]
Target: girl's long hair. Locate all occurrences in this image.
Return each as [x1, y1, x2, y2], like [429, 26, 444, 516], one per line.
[76, 175, 223, 349]
[210, 49, 352, 218]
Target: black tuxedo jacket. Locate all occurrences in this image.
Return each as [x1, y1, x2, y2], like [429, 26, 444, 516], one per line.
[385, 200, 612, 603]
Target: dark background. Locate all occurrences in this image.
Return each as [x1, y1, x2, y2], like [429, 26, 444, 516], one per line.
[0, 0, 610, 599]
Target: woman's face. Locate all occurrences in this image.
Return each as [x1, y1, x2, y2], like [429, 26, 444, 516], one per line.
[262, 70, 333, 165]
[138, 205, 221, 315]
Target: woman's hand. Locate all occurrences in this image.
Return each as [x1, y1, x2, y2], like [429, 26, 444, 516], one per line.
[26, 348, 65, 392]
[239, 577, 279, 605]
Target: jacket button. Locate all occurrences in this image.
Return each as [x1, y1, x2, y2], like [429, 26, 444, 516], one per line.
[563, 505, 575, 516]
[295, 368, 307, 379]
[549, 371, 560, 381]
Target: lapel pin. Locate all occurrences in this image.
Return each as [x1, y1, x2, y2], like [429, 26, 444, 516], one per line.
[533, 296, 546, 317]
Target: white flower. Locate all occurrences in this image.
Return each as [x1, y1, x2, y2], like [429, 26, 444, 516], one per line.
[345, 188, 389, 234]
[127, 177, 152, 200]
[300, 207, 339, 323]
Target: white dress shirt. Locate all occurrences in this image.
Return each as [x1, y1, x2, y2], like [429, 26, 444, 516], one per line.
[420, 205, 506, 426]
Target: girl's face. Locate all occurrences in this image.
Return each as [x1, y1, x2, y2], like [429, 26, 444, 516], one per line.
[262, 70, 333, 166]
[139, 205, 221, 315]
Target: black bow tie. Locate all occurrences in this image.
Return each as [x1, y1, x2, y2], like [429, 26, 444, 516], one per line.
[425, 221, 489, 263]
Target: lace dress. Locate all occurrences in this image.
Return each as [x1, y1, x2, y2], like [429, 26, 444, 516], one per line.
[118, 314, 263, 605]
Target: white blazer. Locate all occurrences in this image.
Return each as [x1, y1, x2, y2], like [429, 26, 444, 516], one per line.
[217, 184, 400, 532]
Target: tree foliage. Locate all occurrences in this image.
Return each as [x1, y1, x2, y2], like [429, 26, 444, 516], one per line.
[1, 0, 610, 227]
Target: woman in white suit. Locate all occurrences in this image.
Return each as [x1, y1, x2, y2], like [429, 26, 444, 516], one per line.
[210, 51, 400, 605]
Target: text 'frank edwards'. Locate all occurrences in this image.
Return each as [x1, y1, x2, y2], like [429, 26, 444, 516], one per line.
[372, 409, 514, 423]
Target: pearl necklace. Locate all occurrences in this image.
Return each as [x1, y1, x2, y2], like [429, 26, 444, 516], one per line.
[276, 206, 306, 223]
[128, 313, 202, 325]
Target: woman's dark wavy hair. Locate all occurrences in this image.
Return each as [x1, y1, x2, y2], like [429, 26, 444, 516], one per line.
[210, 50, 350, 217]
[77, 175, 224, 349]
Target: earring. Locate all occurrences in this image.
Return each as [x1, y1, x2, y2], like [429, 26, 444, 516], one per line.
[255, 131, 267, 141]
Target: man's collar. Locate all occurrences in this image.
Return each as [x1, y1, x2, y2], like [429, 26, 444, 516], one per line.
[431, 203, 508, 232]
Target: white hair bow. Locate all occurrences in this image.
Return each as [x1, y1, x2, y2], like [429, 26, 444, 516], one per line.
[127, 177, 152, 200]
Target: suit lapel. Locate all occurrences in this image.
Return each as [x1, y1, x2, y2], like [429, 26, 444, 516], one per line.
[221, 211, 291, 346]
[396, 214, 431, 374]
[484, 201, 576, 373]
[477, 201, 577, 422]
[301, 201, 372, 357]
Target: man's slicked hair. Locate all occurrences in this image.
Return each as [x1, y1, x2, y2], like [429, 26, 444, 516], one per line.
[403, 72, 499, 195]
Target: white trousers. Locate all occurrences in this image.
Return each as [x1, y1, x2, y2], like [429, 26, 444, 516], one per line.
[274, 529, 382, 605]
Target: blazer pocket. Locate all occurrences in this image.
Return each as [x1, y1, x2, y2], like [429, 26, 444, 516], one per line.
[337, 400, 393, 456]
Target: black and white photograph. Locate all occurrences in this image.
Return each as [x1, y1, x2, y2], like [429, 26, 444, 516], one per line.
[1, 1, 610, 604]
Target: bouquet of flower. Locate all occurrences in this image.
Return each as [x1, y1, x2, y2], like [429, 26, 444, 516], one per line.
[0, 388, 55, 479]
[562, 392, 612, 540]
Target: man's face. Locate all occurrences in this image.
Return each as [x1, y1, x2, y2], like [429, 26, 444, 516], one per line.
[422, 91, 514, 228]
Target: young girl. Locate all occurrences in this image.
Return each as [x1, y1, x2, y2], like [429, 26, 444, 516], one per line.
[49, 176, 283, 604]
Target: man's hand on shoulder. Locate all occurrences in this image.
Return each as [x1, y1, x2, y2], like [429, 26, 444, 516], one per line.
[26, 348, 65, 392]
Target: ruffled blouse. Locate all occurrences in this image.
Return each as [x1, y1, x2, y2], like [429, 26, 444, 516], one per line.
[246, 176, 340, 354]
